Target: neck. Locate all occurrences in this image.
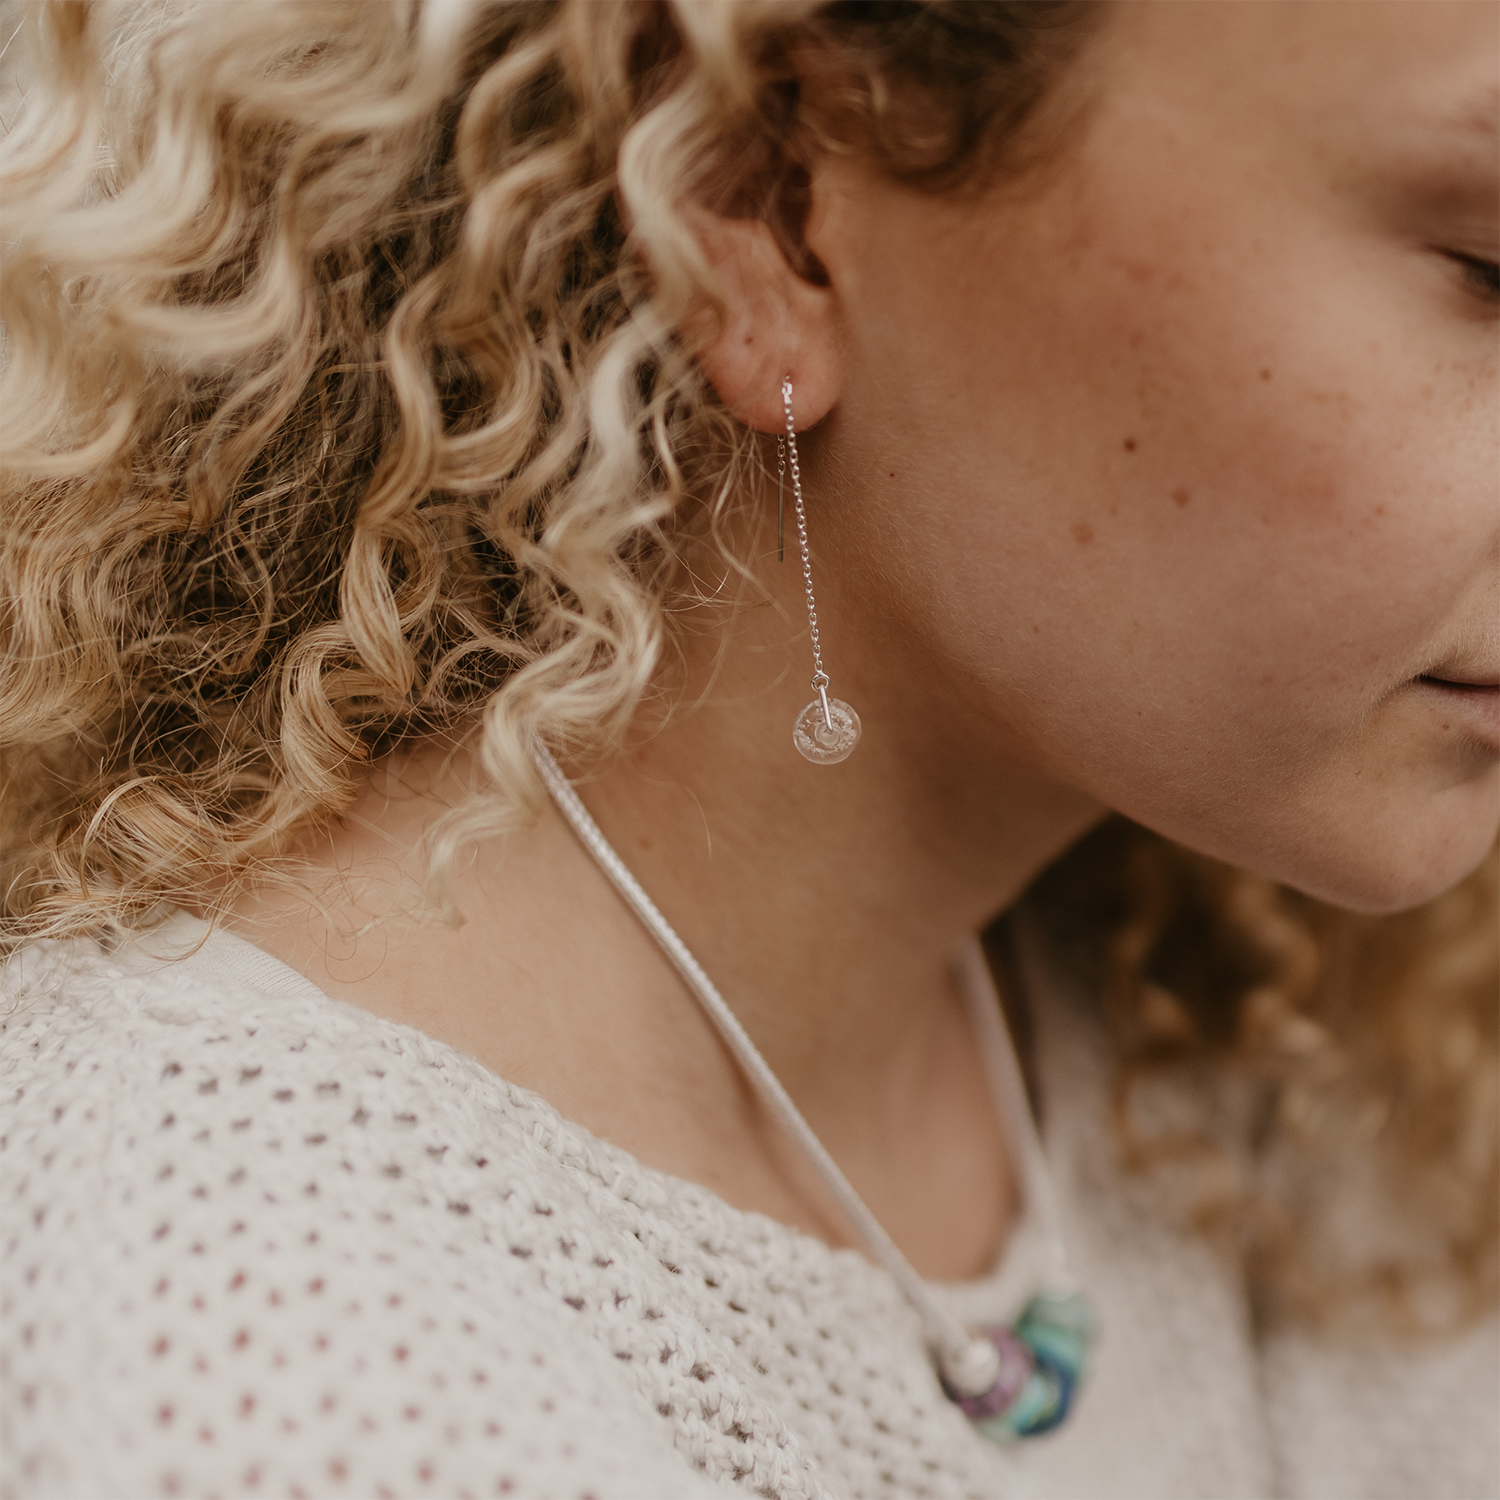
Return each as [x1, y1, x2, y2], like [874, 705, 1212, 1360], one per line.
[572, 605, 1100, 1110]
[229, 522, 1102, 1279]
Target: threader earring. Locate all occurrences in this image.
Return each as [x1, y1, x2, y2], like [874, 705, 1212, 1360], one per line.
[782, 376, 862, 765]
[776, 433, 786, 563]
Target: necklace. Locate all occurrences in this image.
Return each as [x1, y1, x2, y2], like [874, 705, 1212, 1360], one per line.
[530, 741, 1096, 1444]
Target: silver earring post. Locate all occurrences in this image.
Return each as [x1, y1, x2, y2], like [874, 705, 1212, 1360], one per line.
[783, 376, 861, 765]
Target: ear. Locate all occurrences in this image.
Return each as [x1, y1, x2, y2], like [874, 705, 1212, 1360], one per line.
[685, 204, 841, 434]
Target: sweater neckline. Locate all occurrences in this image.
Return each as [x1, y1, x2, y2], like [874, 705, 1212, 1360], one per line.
[116, 908, 1050, 1312]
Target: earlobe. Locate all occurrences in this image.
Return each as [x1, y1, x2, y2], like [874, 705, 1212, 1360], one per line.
[685, 206, 841, 434]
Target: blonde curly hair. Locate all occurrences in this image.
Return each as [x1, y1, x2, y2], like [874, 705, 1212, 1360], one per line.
[2, 0, 1494, 1327]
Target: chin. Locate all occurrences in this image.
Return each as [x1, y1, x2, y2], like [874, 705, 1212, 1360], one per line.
[1243, 750, 1500, 913]
[1280, 819, 1498, 916]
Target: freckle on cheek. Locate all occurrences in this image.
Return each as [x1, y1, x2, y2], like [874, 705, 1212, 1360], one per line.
[1072, 521, 1095, 545]
[1122, 437, 1138, 453]
[1171, 487, 1191, 508]
[1259, 368, 1272, 382]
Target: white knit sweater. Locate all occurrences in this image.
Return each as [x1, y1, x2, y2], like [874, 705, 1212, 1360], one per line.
[2, 913, 1496, 1500]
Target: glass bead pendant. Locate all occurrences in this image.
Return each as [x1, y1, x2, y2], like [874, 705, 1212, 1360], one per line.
[793, 695, 861, 765]
[943, 1290, 1097, 1444]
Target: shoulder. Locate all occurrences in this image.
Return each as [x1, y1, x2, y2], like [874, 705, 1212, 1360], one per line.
[1, 917, 607, 1197]
[0, 925, 559, 1229]
[0, 928, 723, 1500]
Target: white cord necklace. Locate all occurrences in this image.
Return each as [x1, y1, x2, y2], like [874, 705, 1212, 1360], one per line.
[530, 739, 1096, 1443]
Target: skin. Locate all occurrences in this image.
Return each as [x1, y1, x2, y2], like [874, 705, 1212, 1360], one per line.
[230, 2, 1499, 1282]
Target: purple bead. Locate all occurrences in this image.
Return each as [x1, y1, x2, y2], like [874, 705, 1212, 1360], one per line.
[947, 1326, 1034, 1419]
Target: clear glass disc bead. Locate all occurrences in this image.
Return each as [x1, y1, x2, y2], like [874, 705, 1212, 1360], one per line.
[793, 697, 861, 765]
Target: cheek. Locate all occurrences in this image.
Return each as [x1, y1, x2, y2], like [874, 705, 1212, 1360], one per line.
[1031, 267, 1490, 898]
[842, 166, 1497, 904]
[934, 189, 1468, 738]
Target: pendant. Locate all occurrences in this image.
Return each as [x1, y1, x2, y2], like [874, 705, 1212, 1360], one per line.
[944, 1291, 1096, 1444]
[792, 677, 861, 765]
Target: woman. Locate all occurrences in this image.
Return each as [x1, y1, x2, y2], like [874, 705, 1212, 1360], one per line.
[1, 1, 1496, 1496]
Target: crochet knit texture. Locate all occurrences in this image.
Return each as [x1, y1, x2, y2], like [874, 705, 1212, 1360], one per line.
[3, 916, 1497, 1500]
[2, 922, 1005, 1500]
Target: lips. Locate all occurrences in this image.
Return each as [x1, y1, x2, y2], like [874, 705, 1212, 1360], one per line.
[1415, 674, 1500, 748]
[1418, 673, 1500, 691]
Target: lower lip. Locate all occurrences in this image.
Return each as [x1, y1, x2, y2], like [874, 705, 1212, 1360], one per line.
[1414, 677, 1500, 748]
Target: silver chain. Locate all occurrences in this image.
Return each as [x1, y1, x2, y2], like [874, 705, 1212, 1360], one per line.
[782, 378, 829, 692]
[776, 435, 786, 563]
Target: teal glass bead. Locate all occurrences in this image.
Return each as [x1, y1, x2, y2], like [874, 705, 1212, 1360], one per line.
[1015, 1290, 1095, 1383]
[947, 1289, 1097, 1445]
